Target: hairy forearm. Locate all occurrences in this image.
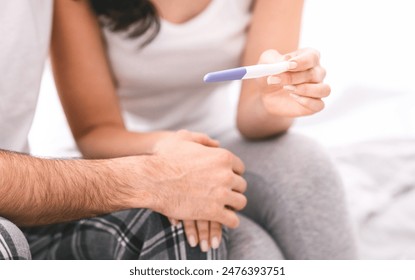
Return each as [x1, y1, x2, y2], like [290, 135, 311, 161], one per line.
[76, 126, 170, 159]
[0, 149, 152, 226]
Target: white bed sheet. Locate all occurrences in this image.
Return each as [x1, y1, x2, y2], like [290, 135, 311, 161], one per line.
[331, 139, 415, 259]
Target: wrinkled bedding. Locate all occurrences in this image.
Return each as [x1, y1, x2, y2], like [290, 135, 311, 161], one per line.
[331, 139, 415, 259]
[290, 84, 415, 259]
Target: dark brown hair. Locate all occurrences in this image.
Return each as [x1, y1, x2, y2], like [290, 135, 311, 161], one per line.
[90, 0, 160, 45]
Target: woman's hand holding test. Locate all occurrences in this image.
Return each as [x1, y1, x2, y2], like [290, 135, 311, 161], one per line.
[259, 48, 330, 117]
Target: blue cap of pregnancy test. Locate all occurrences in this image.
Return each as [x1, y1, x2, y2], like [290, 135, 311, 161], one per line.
[203, 67, 247, 83]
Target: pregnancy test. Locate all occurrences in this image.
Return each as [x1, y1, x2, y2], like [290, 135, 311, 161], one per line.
[203, 61, 290, 83]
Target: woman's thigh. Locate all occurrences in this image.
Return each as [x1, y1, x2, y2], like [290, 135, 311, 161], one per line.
[219, 130, 357, 259]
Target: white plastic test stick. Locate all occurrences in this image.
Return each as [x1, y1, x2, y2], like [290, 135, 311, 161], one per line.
[204, 61, 290, 83]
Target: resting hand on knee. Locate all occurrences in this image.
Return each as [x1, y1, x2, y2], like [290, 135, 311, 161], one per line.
[144, 130, 247, 229]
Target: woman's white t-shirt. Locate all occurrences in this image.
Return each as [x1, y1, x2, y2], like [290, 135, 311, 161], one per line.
[103, 0, 252, 137]
[0, 0, 52, 153]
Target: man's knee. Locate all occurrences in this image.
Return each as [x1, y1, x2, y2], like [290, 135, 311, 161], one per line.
[73, 209, 228, 259]
[0, 217, 31, 260]
[140, 211, 228, 260]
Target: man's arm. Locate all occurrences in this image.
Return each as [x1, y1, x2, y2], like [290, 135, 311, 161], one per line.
[0, 131, 247, 228]
[0, 149, 151, 226]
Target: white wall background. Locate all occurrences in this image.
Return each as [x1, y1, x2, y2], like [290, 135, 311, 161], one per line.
[292, 0, 415, 145]
[29, 0, 415, 156]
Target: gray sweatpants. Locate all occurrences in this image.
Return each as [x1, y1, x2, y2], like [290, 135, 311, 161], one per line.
[223, 131, 357, 259]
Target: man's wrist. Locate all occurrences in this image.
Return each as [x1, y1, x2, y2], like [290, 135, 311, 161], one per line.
[108, 155, 159, 212]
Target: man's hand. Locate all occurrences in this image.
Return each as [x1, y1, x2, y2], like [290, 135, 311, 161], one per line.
[123, 130, 247, 229]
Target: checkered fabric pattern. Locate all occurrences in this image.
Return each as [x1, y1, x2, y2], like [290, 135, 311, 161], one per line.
[22, 209, 227, 260]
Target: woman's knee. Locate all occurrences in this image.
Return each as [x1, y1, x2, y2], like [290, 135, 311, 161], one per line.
[0, 217, 31, 260]
[273, 133, 342, 187]
[229, 132, 343, 191]
[226, 132, 347, 220]
[228, 215, 283, 260]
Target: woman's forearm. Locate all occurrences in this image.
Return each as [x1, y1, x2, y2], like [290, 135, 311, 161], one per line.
[236, 0, 303, 138]
[76, 126, 171, 159]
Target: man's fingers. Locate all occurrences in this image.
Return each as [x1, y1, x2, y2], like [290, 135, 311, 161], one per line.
[176, 129, 220, 147]
[217, 148, 245, 175]
[226, 152, 245, 175]
[226, 191, 248, 212]
[183, 220, 198, 248]
[231, 175, 248, 194]
[196, 221, 210, 252]
[191, 132, 220, 147]
[233, 155, 245, 175]
[218, 209, 240, 229]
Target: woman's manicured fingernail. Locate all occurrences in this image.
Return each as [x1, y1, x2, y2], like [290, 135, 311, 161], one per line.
[267, 76, 281, 85]
[200, 240, 209, 252]
[211, 237, 220, 249]
[288, 61, 298, 70]
[188, 235, 197, 247]
[284, 85, 296, 92]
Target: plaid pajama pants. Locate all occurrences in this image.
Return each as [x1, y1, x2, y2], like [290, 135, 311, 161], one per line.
[21, 209, 227, 260]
